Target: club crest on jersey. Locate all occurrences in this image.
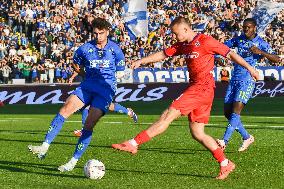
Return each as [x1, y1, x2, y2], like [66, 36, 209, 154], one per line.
[195, 41, 200, 47]
[183, 52, 199, 59]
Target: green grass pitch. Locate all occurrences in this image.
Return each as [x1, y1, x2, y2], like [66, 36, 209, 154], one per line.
[0, 98, 284, 189]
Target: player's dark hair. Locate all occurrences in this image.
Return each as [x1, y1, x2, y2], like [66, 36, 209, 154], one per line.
[92, 18, 112, 30]
[170, 16, 191, 28]
[243, 18, 257, 26]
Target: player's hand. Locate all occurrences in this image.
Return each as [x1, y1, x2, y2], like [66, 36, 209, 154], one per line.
[250, 46, 262, 55]
[130, 60, 142, 69]
[68, 78, 74, 86]
[251, 69, 260, 81]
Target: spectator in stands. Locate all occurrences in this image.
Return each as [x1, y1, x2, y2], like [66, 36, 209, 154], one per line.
[220, 67, 230, 82]
[0, 0, 283, 84]
[1, 59, 12, 84]
[31, 63, 39, 83]
[22, 62, 31, 83]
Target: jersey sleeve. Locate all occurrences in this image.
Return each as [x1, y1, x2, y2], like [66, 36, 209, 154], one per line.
[259, 40, 275, 55]
[206, 36, 230, 57]
[115, 46, 126, 71]
[224, 37, 237, 48]
[73, 47, 85, 66]
[164, 42, 182, 57]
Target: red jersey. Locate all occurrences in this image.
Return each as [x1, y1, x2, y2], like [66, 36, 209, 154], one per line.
[164, 34, 230, 84]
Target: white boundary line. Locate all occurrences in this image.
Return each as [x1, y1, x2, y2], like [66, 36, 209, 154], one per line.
[0, 119, 284, 129]
[0, 115, 283, 119]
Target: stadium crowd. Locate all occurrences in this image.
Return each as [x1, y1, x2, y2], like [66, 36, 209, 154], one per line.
[0, 0, 283, 84]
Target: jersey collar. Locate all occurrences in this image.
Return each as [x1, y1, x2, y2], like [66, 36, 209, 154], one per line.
[92, 39, 111, 50]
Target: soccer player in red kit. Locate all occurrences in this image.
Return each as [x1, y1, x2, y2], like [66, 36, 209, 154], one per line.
[112, 17, 259, 179]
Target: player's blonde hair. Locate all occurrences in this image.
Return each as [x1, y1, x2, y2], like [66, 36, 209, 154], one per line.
[170, 16, 191, 28]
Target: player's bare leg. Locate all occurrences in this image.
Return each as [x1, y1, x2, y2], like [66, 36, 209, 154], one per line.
[112, 107, 181, 154]
[189, 122, 235, 179]
[28, 95, 84, 159]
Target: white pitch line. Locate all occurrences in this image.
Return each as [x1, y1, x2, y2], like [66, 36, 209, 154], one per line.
[100, 121, 284, 129]
[0, 115, 283, 120]
[0, 118, 38, 120]
[105, 115, 284, 119]
[0, 119, 284, 129]
[210, 115, 284, 119]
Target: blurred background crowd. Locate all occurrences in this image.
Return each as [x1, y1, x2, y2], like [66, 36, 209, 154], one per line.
[0, 0, 283, 84]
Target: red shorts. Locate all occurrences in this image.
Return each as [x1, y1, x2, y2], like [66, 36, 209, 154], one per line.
[170, 84, 214, 124]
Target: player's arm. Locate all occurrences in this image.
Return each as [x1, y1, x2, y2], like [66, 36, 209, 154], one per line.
[72, 47, 85, 77]
[71, 62, 83, 75]
[226, 50, 259, 80]
[69, 71, 78, 85]
[250, 46, 280, 63]
[131, 51, 167, 69]
[207, 36, 259, 81]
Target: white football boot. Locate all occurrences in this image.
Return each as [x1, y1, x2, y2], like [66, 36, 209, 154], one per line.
[58, 157, 78, 172]
[28, 143, 49, 159]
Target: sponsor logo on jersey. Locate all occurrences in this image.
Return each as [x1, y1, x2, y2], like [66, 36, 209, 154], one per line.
[89, 60, 110, 68]
[183, 52, 199, 59]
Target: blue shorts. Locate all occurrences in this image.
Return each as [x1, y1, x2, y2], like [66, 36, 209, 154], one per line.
[72, 86, 113, 114]
[224, 80, 255, 104]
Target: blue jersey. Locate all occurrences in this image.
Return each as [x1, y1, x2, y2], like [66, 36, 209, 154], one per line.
[73, 39, 125, 95]
[225, 34, 274, 81]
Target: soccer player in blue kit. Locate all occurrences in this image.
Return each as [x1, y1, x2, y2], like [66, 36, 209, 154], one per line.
[69, 71, 138, 137]
[28, 18, 127, 171]
[217, 18, 280, 152]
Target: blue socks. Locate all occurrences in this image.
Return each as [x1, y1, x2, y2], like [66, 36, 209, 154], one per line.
[73, 129, 93, 159]
[236, 122, 250, 140]
[81, 108, 89, 126]
[44, 113, 65, 144]
[113, 103, 128, 115]
[223, 113, 250, 144]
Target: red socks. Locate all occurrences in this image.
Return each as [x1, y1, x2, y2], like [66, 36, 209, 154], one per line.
[134, 130, 151, 145]
[212, 148, 226, 163]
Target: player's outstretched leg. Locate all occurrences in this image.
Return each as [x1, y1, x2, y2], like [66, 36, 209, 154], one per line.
[59, 129, 93, 172]
[28, 113, 65, 159]
[113, 108, 179, 154]
[218, 113, 240, 150]
[112, 130, 150, 154]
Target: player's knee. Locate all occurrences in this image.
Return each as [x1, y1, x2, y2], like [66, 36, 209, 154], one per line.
[59, 106, 73, 118]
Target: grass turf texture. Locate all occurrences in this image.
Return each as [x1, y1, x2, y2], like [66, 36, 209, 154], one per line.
[0, 98, 283, 189]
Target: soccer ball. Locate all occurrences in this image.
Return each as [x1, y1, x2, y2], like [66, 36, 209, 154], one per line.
[84, 159, 105, 179]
